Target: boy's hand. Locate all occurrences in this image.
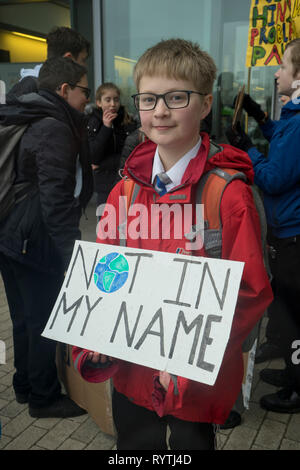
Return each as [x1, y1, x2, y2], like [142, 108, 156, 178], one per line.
[86, 351, 113, 364]
[103, 109, 118, 128]
[159, 371, 171, 391]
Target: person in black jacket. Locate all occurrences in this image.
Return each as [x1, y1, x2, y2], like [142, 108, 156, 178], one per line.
[6, 26, 90, 100]
[87, 82, 136, 218]
[0, 57, 93, 418]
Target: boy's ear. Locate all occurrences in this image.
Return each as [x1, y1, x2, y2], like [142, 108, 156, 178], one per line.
[200, 94, 213, 120]
[63, 51, 75, 61]
[56, 82, 69, 101]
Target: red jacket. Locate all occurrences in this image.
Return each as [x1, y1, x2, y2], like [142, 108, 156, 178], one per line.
[73, 132, 273, 424]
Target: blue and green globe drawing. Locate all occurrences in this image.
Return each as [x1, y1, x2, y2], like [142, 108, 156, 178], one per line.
[94, 252, 129, 293]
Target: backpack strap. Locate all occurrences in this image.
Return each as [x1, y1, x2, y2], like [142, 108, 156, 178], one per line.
[194, 168, 247, 258]
[118, 178, 140, 246]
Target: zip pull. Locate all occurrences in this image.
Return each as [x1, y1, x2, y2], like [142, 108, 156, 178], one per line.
[22, 239, 28, 254]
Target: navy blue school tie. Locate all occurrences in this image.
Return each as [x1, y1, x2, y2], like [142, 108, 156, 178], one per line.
[154, 172, 172, 196]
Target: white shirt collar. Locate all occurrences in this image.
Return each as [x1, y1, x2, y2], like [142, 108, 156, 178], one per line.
[151, 137, 202, 191]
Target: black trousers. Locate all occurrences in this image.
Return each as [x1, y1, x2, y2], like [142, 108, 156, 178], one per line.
[0, 253, 63, 407]
[267, 235, 300, 393]
[112, 389, 215, 450]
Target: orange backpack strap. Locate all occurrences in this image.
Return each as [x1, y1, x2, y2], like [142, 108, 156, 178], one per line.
[118, 178, 140, 246]
[123, 178, 137, 213]
[195, 167, 247, 258]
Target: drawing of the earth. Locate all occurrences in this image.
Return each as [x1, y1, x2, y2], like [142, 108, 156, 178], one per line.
[94, 252, 129, 293]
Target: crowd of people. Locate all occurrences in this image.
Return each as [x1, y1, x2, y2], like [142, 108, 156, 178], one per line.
[0, 25, 299, 450]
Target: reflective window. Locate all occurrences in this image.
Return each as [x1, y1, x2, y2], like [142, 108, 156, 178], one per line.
[102, 0, 279, 147]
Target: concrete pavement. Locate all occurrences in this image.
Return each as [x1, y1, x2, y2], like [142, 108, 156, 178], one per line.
[1, 197, 300, 450]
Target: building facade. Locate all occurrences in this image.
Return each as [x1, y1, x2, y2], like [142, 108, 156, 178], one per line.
[0, 0, 279, 143]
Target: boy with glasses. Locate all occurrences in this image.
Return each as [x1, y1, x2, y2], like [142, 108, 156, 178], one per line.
[73, 38, 272, 450]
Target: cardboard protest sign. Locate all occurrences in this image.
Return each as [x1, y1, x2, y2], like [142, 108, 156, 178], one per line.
[246, 0, 300, 68]
[43, 241, 244, 386]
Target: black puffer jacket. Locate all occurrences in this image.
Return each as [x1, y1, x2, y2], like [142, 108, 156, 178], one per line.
[0, 90, 93, 273]
[87, 105, 136, 172]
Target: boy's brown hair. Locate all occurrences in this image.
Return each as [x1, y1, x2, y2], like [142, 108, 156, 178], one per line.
[134, 38, 217, 94]
[285, 38, 300, 77]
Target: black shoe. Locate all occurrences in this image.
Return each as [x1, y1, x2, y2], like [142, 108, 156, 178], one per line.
[220, 410, 241, 430]
[255, 342, 282, 364]
[29, 394, 87, 418]
[15, 392, 29, 404]
[260, 368, 289, 387]
[260, 388, 300, 413]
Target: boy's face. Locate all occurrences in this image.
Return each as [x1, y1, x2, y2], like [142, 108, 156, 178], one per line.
[138, 75, 212, 163]
[64, 74, 89, 112]
[97, 89, 121, 114]
[275, 46, 300, 96]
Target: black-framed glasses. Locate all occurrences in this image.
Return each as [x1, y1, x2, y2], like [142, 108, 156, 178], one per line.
[131, 90, 206, 111]
[69, 84, 91, 99]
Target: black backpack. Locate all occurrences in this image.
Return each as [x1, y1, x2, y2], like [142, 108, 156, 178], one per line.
[0, 123, 32, 222]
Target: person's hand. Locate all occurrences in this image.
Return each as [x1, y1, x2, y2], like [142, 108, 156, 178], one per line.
[242, 94, 266, 122]
[225, 122, 254, 151]
[102, 109, 118, 128]
[159, 371, 171, 391]
[86, 351, 113, 364]
[280, 95, 290, 105]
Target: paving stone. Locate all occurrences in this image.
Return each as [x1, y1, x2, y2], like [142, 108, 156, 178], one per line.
[67, 413, 90, 424]
[0, 400, 27, 418]
[57, 438, 86, 450]
[223, 425, 256, 450]
[71, 416, 103, 444]
[0, 371, 13, 387]
[0, 414, 11, 427]
[2, 409, 36, 438]
[0, 434, 12, 449]
[36, 419, 81, 450]
[254, 418, 286, 449]
[0, 398, 10, 410]
[280, 438, 300, 450]
[216, 432, 228, 450]
[251, 380, 278, 404]
[33, 416, 62, 430]
[242, 402, 267, 429]
[266, 410, 291, 424]
[84, 431, 116, 450]
[1, 385, 16, 402]
[4, 425, 47, 450]
[285, 413, 300, 441]
[29, 445, 47, 450]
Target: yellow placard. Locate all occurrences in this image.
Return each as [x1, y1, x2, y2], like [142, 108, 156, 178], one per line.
[246, 0, 300, 67]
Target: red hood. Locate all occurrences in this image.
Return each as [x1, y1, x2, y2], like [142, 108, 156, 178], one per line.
[123, 132, 254, 187]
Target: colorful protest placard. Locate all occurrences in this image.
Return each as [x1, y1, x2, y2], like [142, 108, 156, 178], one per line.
[246, 0, 300, 68]
[42, 241, 244, 387]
